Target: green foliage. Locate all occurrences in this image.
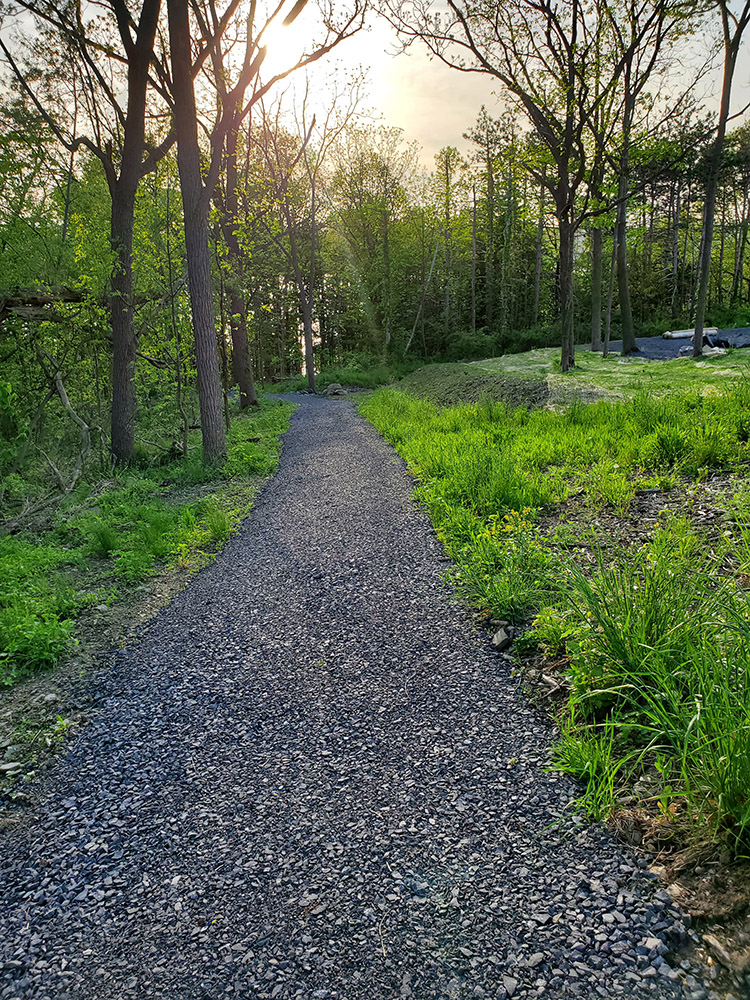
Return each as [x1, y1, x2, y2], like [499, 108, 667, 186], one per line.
[0, 400, 294, 685]
[583, 459, 636, 514]
[0, 382, 26, 479]
[0, 539, 84, 685]
[551, 721, 625, 822]
[557, 527, 750, 843]
[447, 511, 560, 622]
[88, 518, 120, 557]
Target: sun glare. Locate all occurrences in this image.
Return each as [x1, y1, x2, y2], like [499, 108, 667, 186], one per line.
[258, 5, 317, 84]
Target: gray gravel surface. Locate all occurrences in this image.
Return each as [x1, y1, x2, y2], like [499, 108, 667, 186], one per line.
[0, 396, 708, 1000]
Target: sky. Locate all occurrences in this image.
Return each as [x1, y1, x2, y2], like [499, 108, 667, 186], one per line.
[260, 10, 504, 165]
[262, 5, 750, 170]
[334, 17, 501, 163]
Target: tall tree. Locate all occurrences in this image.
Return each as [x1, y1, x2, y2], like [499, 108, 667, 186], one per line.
[385, 0, 599, 369]
[599, 0, 683, 355]
[0, 0, 174, 461]
[167, 0, 226, 462]
[464, 108, 502, 332]
[190, 0, 367, 407]
[692, 0, 750, 356]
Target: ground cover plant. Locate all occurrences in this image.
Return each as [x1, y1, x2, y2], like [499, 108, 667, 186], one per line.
[360, 373, 750, 856]
[0, 399, 294, 687]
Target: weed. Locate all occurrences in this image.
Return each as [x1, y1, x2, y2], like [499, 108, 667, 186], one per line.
[88, 518, 120, 557]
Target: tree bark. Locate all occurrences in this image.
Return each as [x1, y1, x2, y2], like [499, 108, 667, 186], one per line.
[604, 227, 618, 357]
[591, 225, 603, 351]
[220, 124, 258, 407]
[168, 0, 226, 464]
[671, 182, 681, 314]
[616, 170, 637, 354]
[109, 0, 163, 463]
[558, 206, 576, 372]
[228, 286, 257, 407]
[110, 182, 138, 462]
[533, 176, 545, 326]
[471, 184, 477, 333]
[731, 176, 749, 303]
[486, 158, 495, 331]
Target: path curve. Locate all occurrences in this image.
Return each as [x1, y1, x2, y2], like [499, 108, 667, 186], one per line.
[0, 397, 705, 1000]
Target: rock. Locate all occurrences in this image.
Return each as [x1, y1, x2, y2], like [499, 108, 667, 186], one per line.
[502, 975, 518, 997]
[43, 693, 60, 704]
[4, 745, 25, 762]
[641, 936, 663, 953]
[324, 383, 346, 397]
[0, 761, 22, 774]
[94, 604, 109, 612]
[492, 628, 511, 651]
[703, 934, 750, 976]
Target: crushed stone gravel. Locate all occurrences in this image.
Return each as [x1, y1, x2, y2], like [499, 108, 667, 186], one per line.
[0, 396, 708, 999]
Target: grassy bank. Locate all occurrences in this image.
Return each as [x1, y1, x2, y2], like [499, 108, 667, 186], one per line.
[472, 347, 750, 400]
[395, 349, 750, 410]
[0, 399, 294, 687]
[360, 381, 750, 855]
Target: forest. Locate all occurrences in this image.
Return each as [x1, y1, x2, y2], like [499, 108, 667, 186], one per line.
[1, 0, 750, 481]
[3, 0, 750, 881]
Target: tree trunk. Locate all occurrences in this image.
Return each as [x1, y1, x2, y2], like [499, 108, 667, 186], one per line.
[110, 182, 138, 462]
[486, 159, 495, 330]
[604, 227, 618, 358]
[168, 0, 226, 464]
[558, 208, 576, 372]
[533, 176, 545, 326]
[471, 184, 477, 333]
[107, 0, 162, 464]
[671, 182, 681, 315]
[382, 206, 391, 357]
[693, 5, 747, 357]
[591, 225, 603, 351]
[228, 286, 257, 407]
[717, 189, 726, 306]
[221, 125, 258, 407]
[616, 170, 637, 354]
[731, 177, 749, 303]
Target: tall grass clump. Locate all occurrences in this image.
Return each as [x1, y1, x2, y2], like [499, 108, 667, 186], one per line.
[559, 524, 750, 846]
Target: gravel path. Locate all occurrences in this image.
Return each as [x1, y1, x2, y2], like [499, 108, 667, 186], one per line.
[0, 397, 709, 1000]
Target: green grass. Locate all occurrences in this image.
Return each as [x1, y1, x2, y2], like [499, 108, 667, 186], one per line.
[360, 378, 750, 852]
[0, 399, 294, 686]
[396, 350, 750, 413]
[471, 347, 750, 401]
